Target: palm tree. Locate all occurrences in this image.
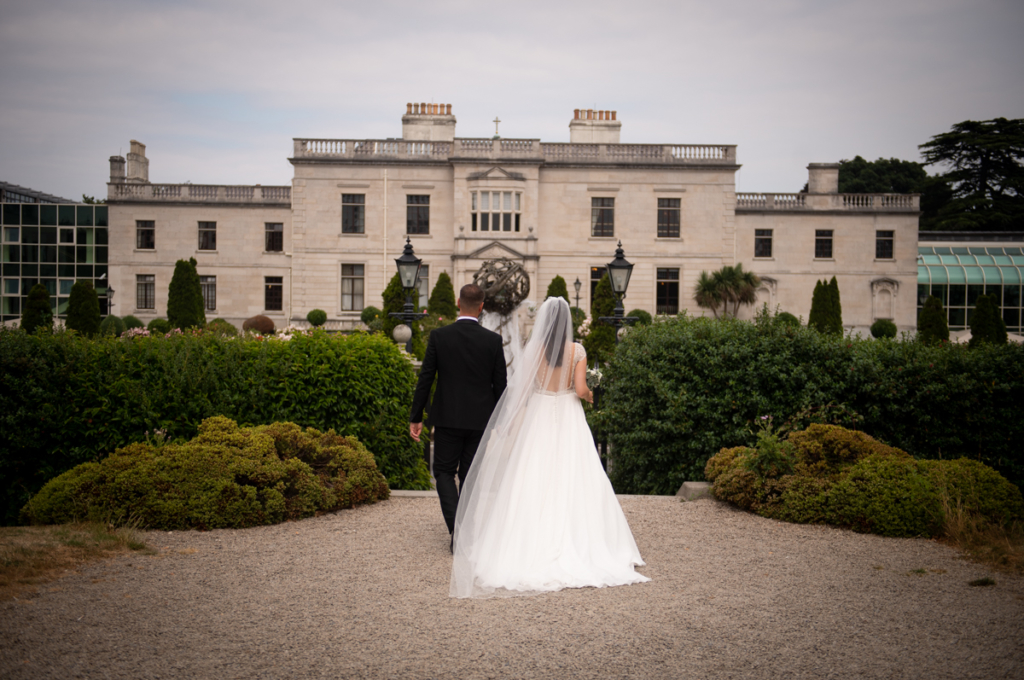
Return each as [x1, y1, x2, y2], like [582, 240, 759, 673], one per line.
[694, 264, 761, 318]
[694, 270, 725, 318]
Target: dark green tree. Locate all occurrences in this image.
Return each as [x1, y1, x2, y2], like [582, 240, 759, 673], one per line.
[969, 294, 1008, 347]
[167, 258, 206, 330]
[427, 271, 458, 318]
[917, 295, 949, 344]
[808, 280, 829, 334]
[545, 275, 571, 304]
[828, 276, 843, 334]
[837, 155, 930, 194]
[626, 309, 652, 325]
[583, 272, 617, 365]
[694, 264, 760, 318]
[919, 118, 1024, 231]
[20, 284, 53, 334]
[65, 280, 101, 337]
[382, 272, 424, 356]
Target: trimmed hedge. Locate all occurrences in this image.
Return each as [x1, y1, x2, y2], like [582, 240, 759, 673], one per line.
[0, 328, 432, 524]
[705, 424, 1024, 538]
[21, 417, 390, 530]
[596, 313, 1024, 495]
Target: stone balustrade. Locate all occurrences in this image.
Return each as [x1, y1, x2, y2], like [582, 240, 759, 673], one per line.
[736, 192, 920, 212]
[108, 183, 291, 204]
[292, 138, 737, 165]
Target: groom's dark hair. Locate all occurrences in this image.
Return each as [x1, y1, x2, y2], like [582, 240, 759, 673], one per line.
[459, 284, 485, 307]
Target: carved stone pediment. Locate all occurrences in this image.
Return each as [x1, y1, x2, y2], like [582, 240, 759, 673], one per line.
[467, 166, 526, 182]
[465, 240, 527, 262]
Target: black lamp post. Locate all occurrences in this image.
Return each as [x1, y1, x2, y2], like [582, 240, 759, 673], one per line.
[598, 241, 638, 343]
[388, 237, 428, 352]
[573, 277, 582, 310]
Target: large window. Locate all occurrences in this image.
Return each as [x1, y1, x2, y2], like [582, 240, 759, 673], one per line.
[341, 264, 364, 311]
[265, 276, 283, 311]
[471, 191, 521, 232]
[200, 275, 216, 311]
[137, 274, 155, 309]
[136, 220, 155, 250]
[657, 198, 680, 238]
[656, 268, 680, 315]
[876, 230, 894, 259]
[342, 194, 365, 234]
[407, 195, 430, 235]
[755, 229, 773, 258]
[265, 223, 283, 252]
[591, 266, 604, 305]
[815, 230, 833, 259]
[591, 198, 614, 237]
[198, 221, 217, 251]
[416, 264, 429, 308]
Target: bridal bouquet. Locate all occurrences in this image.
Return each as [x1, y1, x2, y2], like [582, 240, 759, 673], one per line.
[586, 367, 603, 390]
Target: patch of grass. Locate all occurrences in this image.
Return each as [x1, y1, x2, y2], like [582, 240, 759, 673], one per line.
[938, 487, 1024, 575]
[0, 522, 150, 601]
[908, 568, 928, 575]
[968, 577, 996, 587]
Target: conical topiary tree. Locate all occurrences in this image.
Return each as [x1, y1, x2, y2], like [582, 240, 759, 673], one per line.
[167, 257, 206, 330]
[917, 295, 949, 344]
[808, 280, 829, 333]
[583, 272, 617, 365]
[828, 276, 843, 334]
[545, 275, 571, 305]
[20, 283, 53, 334]
[427, 271, 458, 318]
[66, 280, 101, 337]
[969, 294, 1007, 347]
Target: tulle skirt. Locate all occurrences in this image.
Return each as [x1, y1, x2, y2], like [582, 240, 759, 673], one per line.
[449, 390, 650, 598]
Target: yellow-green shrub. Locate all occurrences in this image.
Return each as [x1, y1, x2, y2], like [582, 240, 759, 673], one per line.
[706, 424, 1024, 538]
[20, 417, 389, 530]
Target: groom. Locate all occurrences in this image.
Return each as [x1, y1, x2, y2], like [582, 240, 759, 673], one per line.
[409, 283, 507, 548]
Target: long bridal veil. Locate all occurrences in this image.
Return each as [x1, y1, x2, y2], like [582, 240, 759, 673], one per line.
[450, 297, 575, 598]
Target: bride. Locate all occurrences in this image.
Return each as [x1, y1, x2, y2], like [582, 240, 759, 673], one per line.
[450, 297, 650, 598]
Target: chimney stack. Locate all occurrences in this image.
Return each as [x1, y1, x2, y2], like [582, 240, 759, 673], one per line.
[126, 140, 149, 184]
[569, 108, 621, 143]
[807, 163, 840, 194]
[402, 103, 457, 142]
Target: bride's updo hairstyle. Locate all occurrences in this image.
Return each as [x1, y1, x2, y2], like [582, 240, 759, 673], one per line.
[540, 297, 572, 367]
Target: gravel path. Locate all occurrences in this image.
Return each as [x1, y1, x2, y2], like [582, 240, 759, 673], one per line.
[1, 495, 1022, 679]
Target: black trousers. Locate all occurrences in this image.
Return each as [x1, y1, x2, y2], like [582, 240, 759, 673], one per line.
[431, 426, 485, 535]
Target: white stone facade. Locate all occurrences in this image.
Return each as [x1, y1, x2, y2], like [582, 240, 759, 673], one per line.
[106, 106, 920, 335]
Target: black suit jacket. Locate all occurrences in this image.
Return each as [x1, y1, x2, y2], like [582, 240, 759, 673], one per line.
[410, 319, 507, 431]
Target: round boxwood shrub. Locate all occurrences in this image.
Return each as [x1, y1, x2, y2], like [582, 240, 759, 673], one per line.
[147, 318, 172, 335]
[307, 309, 328, 327]
[243, 314, 275, 334]
[627, 309, 652, 326]
[99, 315, 126, 337]
[870, 319, 898, 339]
[20, 416, 390, 530]
[122, 315, 145, 330]
[776, 311, 800, 328]
[206, 318, 238, 336]
[360, 306, 382, 325]
[705, 424, 1024, 538]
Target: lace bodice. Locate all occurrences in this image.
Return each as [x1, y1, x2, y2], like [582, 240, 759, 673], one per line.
[536, 342, 586, 394]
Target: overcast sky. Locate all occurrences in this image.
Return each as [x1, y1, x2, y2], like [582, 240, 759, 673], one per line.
[1, 0, 1021, 201]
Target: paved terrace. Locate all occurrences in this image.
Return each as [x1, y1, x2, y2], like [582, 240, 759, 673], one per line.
[1, 495, 1020, 679]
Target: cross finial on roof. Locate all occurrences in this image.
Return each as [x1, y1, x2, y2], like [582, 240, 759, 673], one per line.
[493, 116, 501, 137]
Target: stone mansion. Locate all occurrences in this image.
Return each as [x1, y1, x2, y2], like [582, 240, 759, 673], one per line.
[104, 104, 920, 333]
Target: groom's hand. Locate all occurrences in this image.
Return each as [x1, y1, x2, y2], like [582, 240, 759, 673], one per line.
[409, 422, 423, 442]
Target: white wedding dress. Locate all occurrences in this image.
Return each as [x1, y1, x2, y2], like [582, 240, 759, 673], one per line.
[450, 299, 649, 598]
